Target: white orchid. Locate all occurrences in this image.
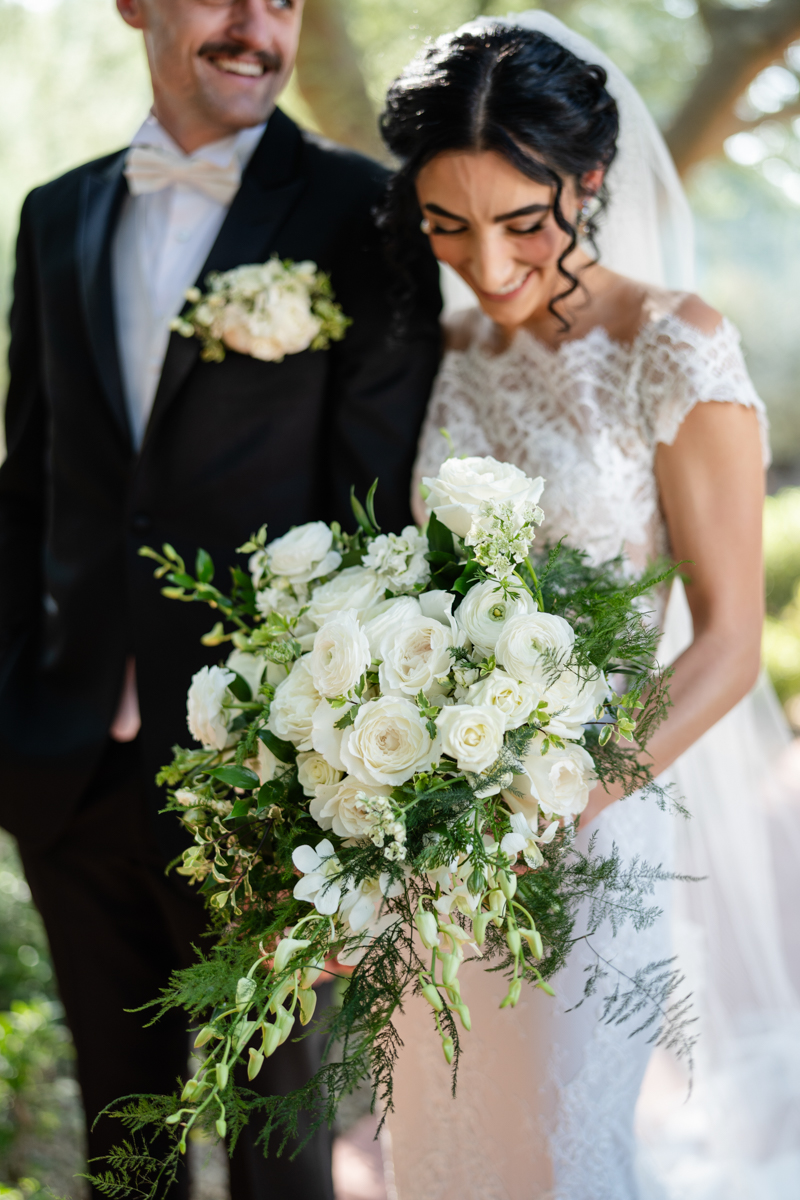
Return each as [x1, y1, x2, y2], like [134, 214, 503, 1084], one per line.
[500, 811, 558, 869]
[291, 839, 343, 915]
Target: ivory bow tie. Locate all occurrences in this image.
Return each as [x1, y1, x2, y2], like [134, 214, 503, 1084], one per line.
[124, 144, 241, 205]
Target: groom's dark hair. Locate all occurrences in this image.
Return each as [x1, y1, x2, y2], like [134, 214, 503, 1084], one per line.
[378, 25, 619, 329]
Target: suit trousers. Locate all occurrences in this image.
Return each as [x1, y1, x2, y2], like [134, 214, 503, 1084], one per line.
[17, 737, 334, 1200]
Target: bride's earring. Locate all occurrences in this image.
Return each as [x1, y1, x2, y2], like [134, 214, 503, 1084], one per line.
[420, 217, 432, 235]
[577, 197, 593, 234]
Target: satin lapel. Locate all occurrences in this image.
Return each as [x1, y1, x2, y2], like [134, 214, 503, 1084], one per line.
[77, 152, 131, 445]
[142, 111, 307, 448]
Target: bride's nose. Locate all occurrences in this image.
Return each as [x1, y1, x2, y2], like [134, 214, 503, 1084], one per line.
[467, 231, 527, 296]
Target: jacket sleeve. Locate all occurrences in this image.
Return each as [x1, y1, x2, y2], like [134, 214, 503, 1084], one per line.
[0, 193, 46, 662]
[321, 196, 442, 537]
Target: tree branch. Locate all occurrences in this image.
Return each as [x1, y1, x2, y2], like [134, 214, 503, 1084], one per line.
[665, 0, 800, 175]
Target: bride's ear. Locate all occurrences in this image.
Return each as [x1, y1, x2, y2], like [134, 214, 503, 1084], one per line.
[581, 167, 606, 199]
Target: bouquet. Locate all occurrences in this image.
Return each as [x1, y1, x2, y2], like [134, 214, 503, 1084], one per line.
[95, 455, 678, 1197]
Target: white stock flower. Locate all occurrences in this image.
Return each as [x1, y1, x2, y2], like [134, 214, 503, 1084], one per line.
[362, 527, 430, 593]
[436, 704, 505, 774]
[253, 580, 307, 621]
[545, 667, 609, 738]
[378, 615, 455, 698]
[309, 610, 371, 698]
[306, 567, 385, 629]
[504, 734, 597, 820]
[467, 669, 539, 730]
[341, 696, 441, 787]
[362, 596, 421, 657]
[455, 580, 535, 657]
[292, 839, 342, 915]
[267, 656, 321, 750]
[296, 751, 342, 797]
[186, 665, 236, 750]
[310, 776, 392, 838]
[225, 648, 265, 700]
[423, 455, 544, 540]
[265, 522, 341, 584]
[495, 612, 575, 686]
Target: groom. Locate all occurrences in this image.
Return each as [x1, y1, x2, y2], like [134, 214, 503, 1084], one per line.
[0, 0, 440, 1195]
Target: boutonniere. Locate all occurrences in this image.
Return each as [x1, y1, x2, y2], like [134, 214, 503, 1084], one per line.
[170, 257, 351, 364]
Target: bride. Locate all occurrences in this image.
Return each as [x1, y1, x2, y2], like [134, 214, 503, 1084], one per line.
[375, 12, 798, 1200]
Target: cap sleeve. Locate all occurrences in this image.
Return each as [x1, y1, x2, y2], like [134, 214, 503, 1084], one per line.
[640, 315, 770, 466]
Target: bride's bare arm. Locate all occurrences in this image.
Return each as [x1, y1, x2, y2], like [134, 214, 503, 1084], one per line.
[582, 386, 765, 825]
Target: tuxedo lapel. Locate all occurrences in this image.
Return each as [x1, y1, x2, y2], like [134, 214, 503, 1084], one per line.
[77, 152, 131, 445]
[142, 111, 307, 448]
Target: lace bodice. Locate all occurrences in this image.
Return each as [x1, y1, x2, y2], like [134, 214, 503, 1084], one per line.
[415, 301, 769, 571]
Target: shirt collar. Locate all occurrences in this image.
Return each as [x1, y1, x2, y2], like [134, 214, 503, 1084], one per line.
[129, 112, 267, 173]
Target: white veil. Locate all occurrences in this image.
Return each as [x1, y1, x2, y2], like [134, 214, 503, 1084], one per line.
[445, 12, 800, 1198]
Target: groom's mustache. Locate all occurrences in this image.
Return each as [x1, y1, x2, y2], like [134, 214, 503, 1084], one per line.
[198, 42, 283, 74]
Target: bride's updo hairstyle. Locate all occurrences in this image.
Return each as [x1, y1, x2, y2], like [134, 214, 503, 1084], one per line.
[378, 24, 619, 325]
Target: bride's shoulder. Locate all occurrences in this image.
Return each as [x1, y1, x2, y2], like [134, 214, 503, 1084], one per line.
[648, 291, 724, 339]
[441, 307, 484, 353]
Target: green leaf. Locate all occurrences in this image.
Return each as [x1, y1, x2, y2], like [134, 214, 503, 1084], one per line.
[258, 728, 296, 764]
[334, 705, 358, 730]
[226, 798, 253, 822]
[228, 672, 252, 703]
[168, 571, 196, 589]
[195, 548, 214, 583]
[350, 488, 375, 536]
[207, 765, 260, 789]
[426, 511, 455, 557]
[365, 479, 381, 533]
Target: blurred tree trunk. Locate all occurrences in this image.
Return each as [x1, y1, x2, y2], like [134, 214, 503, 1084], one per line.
[666, 0, 800, 175]
[295, 0, 384, 160]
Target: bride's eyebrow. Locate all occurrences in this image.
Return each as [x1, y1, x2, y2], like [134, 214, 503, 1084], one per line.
[424, 203, 468, 222]
[492, 203, 550, 222]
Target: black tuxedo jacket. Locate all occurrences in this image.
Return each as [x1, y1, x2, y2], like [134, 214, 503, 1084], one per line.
[0, 110, 441, 850]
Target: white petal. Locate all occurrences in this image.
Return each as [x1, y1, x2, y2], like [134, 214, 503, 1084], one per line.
[314, 882, 341, 915]
[293, 875, 321, 901]
[315, 838, 336, 860]
[501, 832, 526, 855]
[540, 820, 559, 844]
[292, 844, 321, 873]
[348, 894, 378, 933]
[509, 811, 533, 836]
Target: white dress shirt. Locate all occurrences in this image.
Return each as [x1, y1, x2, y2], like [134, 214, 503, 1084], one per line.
[111, 113, 266, 449]
[109, 114, 265, 741]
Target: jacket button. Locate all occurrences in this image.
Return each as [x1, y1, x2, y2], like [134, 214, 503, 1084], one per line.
[131, 512, 152, 534]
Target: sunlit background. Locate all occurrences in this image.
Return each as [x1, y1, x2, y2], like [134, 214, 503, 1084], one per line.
[1, 0, 800, 1196]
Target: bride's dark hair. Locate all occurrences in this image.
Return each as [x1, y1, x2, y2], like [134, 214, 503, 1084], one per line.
[378, 24, 619, 328]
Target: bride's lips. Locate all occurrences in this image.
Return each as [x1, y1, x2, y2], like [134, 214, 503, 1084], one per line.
[475, 268, 535, 303]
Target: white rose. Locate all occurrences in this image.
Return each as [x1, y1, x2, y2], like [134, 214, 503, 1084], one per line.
[436, 703, 505, 774]
[256, 739, 283, 785]
[267, 656, 321, 750]
[378, 616, 455, 698]
[309, 610, 371, 698]
[455, 580, 535, 657]
[306, 567, 386, 629]
[341, 696, 441, 787]
[362, 527, 431, 593]
[467, 669, 539, 730]
[504, 734, 597, 820]
[186, 665, 236, 750]
[311, 699, 348, 771]
[220, 289, 321, 361]
[495, 612, 575, 686]
[423, 455, 545, 540]
[225, 648, 265, 700]
[309, 776, 392, 838]
[362, 596, 421, 658]
[265, 522, 341, 584]
[297, 751, 342, 798]
[544, 667, 609, 738]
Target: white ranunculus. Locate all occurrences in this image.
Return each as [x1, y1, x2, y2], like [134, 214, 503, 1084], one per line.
[265, 522, 341, 584]
[423, 455, 545, 540]
[296, 751, 342, 798]
[378, 616, 455, 698]
[218, 289, 321, 362]
[310, 699, 348, 771]
[309, 610, 371, 698]
[436, 703, 506, 774]
[545, 667, 609, 738]
[310, 776, 392, 838]
[362, 596, 421, 658]
[340, 696, 441, 787]
[495, 612, 575, 686]
[504, 734, 597, 820]
[267, 656, 321, 751]
[455, 580, 535, 657]
[306, 567, 385, 629]
[186, 665, 236, 750]
[225, 648, 265, 701]
[362, 527, 431, 593]
[467, 669, 539, 730]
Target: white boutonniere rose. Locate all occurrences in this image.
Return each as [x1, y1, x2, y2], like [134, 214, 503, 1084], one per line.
[171, 257, 351, 363]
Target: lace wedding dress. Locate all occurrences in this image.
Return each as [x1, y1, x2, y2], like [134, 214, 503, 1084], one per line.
[383, 295, 797, 1200]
